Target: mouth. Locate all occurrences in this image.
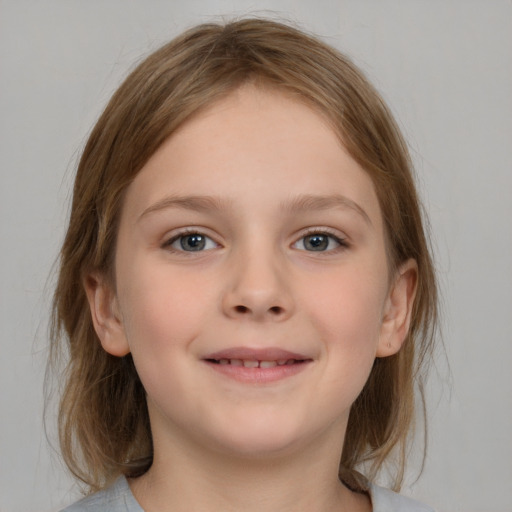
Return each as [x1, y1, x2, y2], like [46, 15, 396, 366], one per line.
[206, 358, 307, 368]
[202, 348, 312, 383]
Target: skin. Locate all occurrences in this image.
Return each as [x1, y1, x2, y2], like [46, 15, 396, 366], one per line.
[86, 85, 417, 512]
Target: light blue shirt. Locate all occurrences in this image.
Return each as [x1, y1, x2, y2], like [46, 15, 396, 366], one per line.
[61, 476, 434, 511]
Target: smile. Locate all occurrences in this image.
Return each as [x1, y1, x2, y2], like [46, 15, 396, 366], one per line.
[208, 358, 304, 368]
[203, 348, 312, 384]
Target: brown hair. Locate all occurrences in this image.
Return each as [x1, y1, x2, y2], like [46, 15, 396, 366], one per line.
[50, 18, 438, 493]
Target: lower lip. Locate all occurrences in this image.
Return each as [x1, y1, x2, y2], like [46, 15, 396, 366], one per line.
[203, 360, 311, 384]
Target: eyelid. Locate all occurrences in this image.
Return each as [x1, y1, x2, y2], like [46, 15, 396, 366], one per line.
[161, 227, 220, 252]
[300, 227, 348, 242]
[292, 227, 349, 252]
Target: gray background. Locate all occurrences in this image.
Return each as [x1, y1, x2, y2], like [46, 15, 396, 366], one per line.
[1, 1, 511, 511]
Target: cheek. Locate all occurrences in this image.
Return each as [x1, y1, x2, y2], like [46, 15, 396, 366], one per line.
[115, 265, 215, 411]
[304, 265, 388, 388]
[117, 262, 215, 357]
[309, 267, 387, 341]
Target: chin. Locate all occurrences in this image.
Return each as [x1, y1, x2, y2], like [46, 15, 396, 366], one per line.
[204, 415, 313, 460]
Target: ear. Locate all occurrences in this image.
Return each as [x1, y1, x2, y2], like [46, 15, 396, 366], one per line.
[376, 259, 418, 358]
[83, 272, 131, 357]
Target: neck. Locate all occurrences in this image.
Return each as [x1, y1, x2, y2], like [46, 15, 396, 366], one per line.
[129, 425, 370, 512]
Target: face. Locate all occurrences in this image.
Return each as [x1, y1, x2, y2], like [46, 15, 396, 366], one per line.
[86, 85, 416, 461]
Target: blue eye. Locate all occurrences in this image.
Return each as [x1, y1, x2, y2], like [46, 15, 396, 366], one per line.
[168, 233, 217, 252]
[294, 233, 344, 252]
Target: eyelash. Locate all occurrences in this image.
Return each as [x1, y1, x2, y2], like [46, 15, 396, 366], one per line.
[161, 228, 348, 254]
[293, 228, 349, 253]
[162, 229, 219, 254]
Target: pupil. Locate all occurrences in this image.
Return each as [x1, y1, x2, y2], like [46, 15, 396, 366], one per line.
[181, 234, 205, 251]
[305, 234, 328, 251]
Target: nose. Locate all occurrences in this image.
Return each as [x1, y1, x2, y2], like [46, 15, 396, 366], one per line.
[221, 250, 294, 322]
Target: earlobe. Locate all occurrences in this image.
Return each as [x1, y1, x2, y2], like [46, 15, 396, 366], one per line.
[83, 272, 131, 357]
[376, 259, 418, 358]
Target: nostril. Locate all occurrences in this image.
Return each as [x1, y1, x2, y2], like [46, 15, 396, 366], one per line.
[234, 305, 249, 314]
[269, 306, 283, 315]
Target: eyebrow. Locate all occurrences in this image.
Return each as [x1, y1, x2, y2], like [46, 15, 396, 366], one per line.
[138, 195, 232, 221]
[138, 193, 372, 226]
[281, 194, 372, 226]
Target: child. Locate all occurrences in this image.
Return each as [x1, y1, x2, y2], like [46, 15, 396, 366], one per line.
[52, 18, 438, 512]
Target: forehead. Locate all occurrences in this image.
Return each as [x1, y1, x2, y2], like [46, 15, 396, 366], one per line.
[122, 85, 382, 227]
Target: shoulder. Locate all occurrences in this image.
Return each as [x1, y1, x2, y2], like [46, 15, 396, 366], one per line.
[369, 483, 435, 512]
[60, 476, 143, 512]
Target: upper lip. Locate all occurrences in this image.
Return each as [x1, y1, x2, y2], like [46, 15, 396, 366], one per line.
[203, 347, 311, 361]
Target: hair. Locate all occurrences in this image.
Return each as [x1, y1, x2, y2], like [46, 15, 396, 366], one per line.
[50, 17, 438, 494]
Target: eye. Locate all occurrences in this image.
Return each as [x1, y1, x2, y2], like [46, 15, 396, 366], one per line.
[165, 232, 218, 252]
[293, 232, 345, 252]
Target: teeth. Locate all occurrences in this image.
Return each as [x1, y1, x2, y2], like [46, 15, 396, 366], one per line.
[215, 358, 298, 367]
